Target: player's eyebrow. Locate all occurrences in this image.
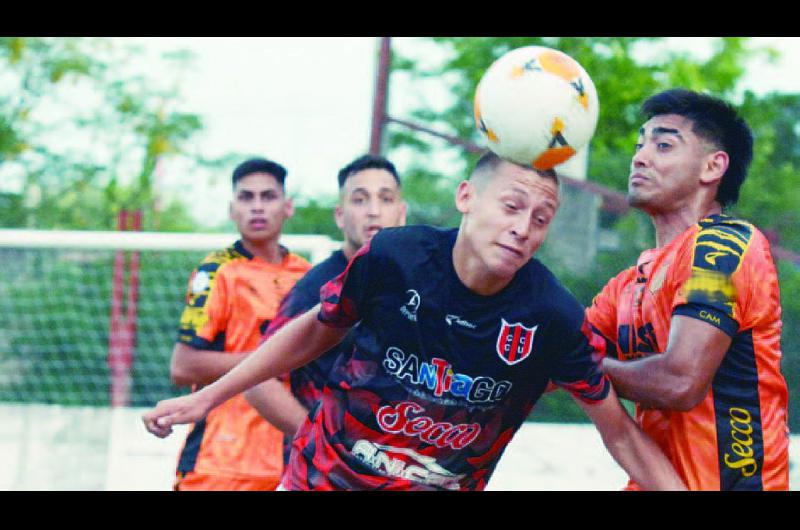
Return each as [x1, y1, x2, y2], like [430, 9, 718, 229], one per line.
[640, 126, 684, 141]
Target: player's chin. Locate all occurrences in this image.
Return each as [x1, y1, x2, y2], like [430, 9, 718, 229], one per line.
[627, 189, 652, 208]
[488, 255, 524, 278]
[243, 227, 276, 242]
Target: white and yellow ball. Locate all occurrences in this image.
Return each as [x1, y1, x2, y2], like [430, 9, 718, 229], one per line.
[474, 46, 599, 170]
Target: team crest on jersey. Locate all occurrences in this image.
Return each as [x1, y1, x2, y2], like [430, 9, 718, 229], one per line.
[496, 319, 537, 365]
[191, 270, 210, 294]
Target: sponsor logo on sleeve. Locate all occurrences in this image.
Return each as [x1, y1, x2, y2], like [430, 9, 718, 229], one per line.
[496, 319, 537, 365]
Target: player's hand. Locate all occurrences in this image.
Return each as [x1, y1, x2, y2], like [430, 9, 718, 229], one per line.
[142, 392, 212, 438]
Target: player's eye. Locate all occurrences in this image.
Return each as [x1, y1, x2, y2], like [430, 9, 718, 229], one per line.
[657, 142, 672, 151]
[504, 202, 519, 212]
[634, 143, 643, 152]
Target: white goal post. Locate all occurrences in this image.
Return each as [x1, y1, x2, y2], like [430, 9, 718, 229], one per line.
[0, 229, 341, 264]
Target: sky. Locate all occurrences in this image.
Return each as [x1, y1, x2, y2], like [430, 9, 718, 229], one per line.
[121, 37, 800, 228]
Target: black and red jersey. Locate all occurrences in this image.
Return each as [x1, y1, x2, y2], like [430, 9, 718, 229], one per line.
[282, 226, 610, 491]
[264, 249, 351, 413]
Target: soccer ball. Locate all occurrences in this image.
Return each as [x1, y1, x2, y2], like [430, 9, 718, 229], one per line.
[474, 46, 599, 170]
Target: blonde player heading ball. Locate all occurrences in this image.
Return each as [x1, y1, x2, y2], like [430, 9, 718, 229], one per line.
[144, 47, 685, 490]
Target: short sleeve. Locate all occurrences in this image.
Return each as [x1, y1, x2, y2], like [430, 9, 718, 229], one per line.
[176, 259, 229, 350]
[547, 294, 611, 404]
[671, 221, 753, 337]
[317, 240, 374, 329]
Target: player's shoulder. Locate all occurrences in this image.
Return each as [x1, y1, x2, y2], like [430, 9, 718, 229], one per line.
[195, 242, 247, 274]
[690, 214, 763, 273]
[294, 250, 348, 290]
[282, 249, 312, 273]
[369, 225, 455, 259]
[696, 213, 757, 243]
[522, 258, 584, 320]
[600, 263, 638, 293]
[372, 224, 450, 245]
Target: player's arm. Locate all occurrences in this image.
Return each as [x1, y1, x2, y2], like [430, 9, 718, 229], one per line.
[574, 386, 687, 491]
[244, 379, 308, 437]
[143, 304, 348, 438]
[169, 342, 249, 387]
[602, 315, 732, 411]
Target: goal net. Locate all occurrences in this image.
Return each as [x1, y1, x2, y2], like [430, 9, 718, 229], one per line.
[0, 229, 339, 490]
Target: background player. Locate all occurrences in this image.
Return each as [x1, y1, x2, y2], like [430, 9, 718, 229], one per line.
[586, 89, 790, 490]
[144, 152, 686, 491]
[168, 158, 311, 490]
[243, 154, 407, 441]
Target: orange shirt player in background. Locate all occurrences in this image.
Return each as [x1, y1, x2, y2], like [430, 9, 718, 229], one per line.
[169, 158, 311, 490]
[586, 89, 790, 490]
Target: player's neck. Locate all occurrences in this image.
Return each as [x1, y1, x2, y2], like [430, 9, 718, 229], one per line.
[341, 241, 358, 262]
[240, 237, 285, 264]
[452, 235, 513, 296]
[650, 202, 722, 248]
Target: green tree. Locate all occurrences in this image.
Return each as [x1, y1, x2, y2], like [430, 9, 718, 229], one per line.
[736, 92, 800, 252]
[0, 37, 229, 232]
[283, 197, 340, 239]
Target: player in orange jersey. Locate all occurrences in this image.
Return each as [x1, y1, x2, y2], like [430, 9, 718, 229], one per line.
[169, 158, 311, 490]
[242, 155, 407, 452]
[586, 89, 790, 490]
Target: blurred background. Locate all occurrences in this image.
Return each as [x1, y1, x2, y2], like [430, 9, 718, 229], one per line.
[0, 37, 798, 490]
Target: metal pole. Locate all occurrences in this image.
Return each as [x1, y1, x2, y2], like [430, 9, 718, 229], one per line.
[369, 37, 392, 155]
[109, 210, 128, 407]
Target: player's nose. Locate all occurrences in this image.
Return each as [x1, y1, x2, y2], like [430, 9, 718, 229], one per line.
[632, 145, 650, 168]
[366, 197, 380, 216]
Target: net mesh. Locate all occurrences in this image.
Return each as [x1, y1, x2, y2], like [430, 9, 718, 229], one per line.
[0, 246, 205, 406]
[0, 234, 335, 409]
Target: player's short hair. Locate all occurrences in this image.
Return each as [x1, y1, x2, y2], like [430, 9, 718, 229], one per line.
[337, 154, 401, 189]
[641, 89, 753, 208]
[470, 151, 559, 188]
[231, 158, 288, 189]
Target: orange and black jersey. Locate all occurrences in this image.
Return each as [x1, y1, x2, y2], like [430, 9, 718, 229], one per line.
[587, 214, 790, 490]
[175, 240, 311, 480]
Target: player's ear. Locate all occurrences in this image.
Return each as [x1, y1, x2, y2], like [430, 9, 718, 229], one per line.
[334, 203, 345, 230]
[228, 201, 234, 221]
[284, 197, 295, 219]
[701, 150, 728, 185]
[398, 200, 408, 226]
[455, 180, 473, 214]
